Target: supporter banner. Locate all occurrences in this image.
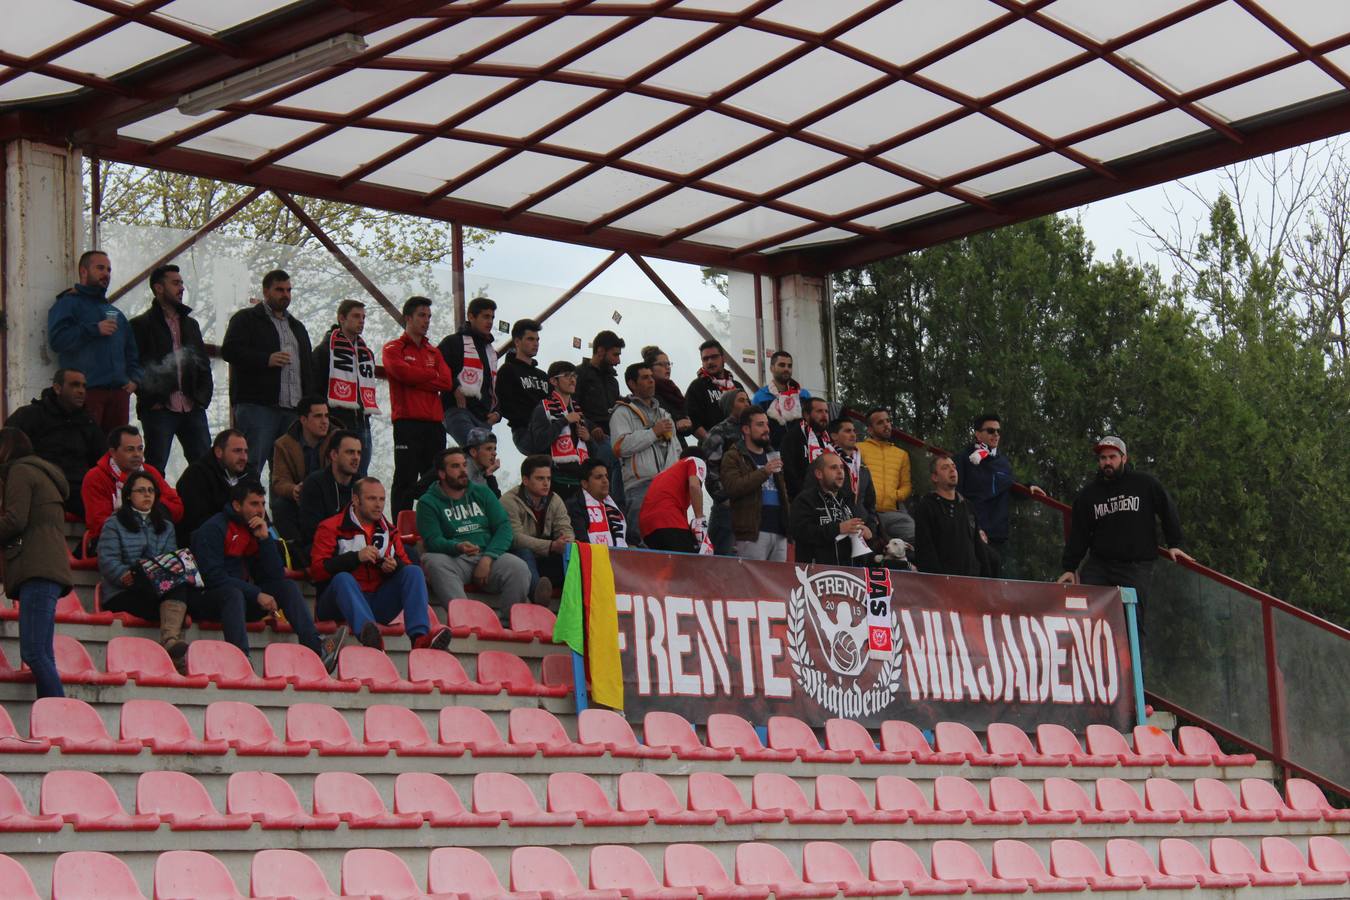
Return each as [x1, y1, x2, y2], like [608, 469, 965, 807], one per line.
[611, 550, 1133, 731]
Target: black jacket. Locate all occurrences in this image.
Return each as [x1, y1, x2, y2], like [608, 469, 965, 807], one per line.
[4, 390, 104, 507]
[575, 358, 620, 433]
[438, 323, 497, 420]
[129, 300, 213, 416]
[220, 302, 313, 407]
[298, 468, 355, 558]
[176, 452, 260, 545]
[781, 420, 833, 500]
[1062, 467, 1183, 570]
[912, 491, 993, 577]
[685, 373, 744, 434]
[496, 354, 551, 431]
[788, 483, 863, 566]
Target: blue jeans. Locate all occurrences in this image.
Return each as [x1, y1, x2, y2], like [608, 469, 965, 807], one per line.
[195, 579, 319, 658]
[316, 566, 430, 639]
[443, 407, 488, 447]
[510, 548, 564, 598]
[18, 578, 64, 698]
[140, 407, 212, 474]
[233, 403, 298, 478]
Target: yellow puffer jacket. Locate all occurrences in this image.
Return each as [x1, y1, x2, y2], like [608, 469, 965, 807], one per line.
[859, 437, 912, 511]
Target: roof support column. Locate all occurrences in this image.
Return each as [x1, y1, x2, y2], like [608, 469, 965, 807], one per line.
[2, 140, 84, 420]
[727, 270, 829, 398]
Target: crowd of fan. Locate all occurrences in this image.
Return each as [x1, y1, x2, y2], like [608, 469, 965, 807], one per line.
[0, 250, 1190, 699]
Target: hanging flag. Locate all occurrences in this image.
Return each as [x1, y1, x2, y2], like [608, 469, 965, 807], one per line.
[586, 544, 624, 710]
[553, 546, 585, 653]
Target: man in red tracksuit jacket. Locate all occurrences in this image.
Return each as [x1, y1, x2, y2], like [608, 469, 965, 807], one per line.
[382, 296, 454, 515]
[82, 424, 183, 544]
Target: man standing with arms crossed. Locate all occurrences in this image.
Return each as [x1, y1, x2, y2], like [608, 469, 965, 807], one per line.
[382, 296, 454, 515]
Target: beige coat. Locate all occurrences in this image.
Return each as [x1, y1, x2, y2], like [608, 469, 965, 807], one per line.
[501, 485, 574, 555]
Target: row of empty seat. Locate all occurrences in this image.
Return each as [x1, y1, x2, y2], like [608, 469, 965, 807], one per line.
[14, 836, 1350, 899]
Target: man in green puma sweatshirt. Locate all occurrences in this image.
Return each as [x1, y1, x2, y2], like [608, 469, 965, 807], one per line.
[416, 446, 530, 623]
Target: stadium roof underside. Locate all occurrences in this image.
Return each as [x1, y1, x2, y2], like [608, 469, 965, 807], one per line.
[4, 1, 1350, 276]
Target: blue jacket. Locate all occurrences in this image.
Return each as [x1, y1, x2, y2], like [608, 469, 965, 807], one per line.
[191, 506, 287, 603]
[97, 509, 178, 601]
[954, 444, 1016, 543]
[47, 285, 144, 388]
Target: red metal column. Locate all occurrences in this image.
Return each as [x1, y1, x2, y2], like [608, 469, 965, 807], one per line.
[452, 221, 465, 327]
[772, 275, 784, 353]
[753, 273, 766, 385]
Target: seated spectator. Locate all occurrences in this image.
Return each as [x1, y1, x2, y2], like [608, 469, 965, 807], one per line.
[565, 458, 628, 547]
[97, 472, 195, 669]
[859, 407, 916, 542]
[502, 455, 574, 606]
[465, 427, 502, 498]
[827, 417, 879, 539]
[496, 318, 550, 453]
[4, 368, 104, 518]
[82, 425, 183, 545]
[912, 455, 996, 577]
[685, 339, 743, 440]
[639, 450, 712, 555]
[296, 430, 363, 567]
[781, 396, 834, 500]
[417, 447, 530, 624]
[611, 361, 680, 526]
[700, 388, 750, 556]
[176, 429, 257, 544]
[270, 396, 331, 547]
[528, 361, 591, 499]
[191, 481, 340, 669]
[311, 477, 448, 652]
[752, 349, 811, 449]
[789, 452, 872, 566]
[721, 409, 788, 561]
[641, 345, 694, 445]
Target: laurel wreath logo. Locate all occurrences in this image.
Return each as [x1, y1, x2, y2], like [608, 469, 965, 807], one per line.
[788, 577, 904, 718]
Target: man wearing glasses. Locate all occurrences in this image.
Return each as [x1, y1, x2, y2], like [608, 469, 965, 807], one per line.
[685, 340, 744, 441]
[955, 412, 1045, 579]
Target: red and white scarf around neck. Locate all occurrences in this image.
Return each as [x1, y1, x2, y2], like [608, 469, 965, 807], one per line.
[698, 367, 737, 394]
[764, 381, 803, 425]
[843, 448, 861, 495]
[458, 333, 498, 400]
[326, 329, 380, 414]
[541, 392, 589, 465]
[803, 421, 833, 463]
[583, 491, 627, 547]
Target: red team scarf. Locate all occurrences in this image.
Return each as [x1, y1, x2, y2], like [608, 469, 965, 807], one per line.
[698, 367, 737, 394]
[803, 421, 834, 463]
[458, 333, 498, 400]
[325, 329, 380, 414]
[541, 392, 590, 465]
[583, 491, 627, 547]
[764, 381, 803, 426]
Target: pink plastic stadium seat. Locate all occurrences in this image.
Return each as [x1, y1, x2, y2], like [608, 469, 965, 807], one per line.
[988, 776, 1077, 824]
[874, 775, 966, 824]
[824, 717, 911, 764]
[1194, 777, 1275, 822]
[868, 841, 964, 895]
[251, 849, 347, 900]
[1042, 777, 1129, 824]
[287, 703, 386, 756]
[578, 708, 670, 759]
[479, 650, 568, 697]
[106, 636, 208, 688]
[29, 697, 142, 754]
[226, 771, 340, 830]
[1261, 836, 1349, 886]
[992, 840, 1088, 892]
[0, 853, 41, 900]
[511, 603, 559, 641]
[52, 851, 148, 900]
[1132, 725, 1208, 765]
[365, 705, 463, 756]
[752, 773, 848, 825]
[934, 776, 1023, 825]
[0, 705, 50, 753]
[512, 846, 621, 900]
[1240, 777, 1321, 821]
[441, 706, 536, 756]
[343, 848, 459, 900]
[407, 648, 498, 694]
[205, 701, 309, 756]
[41, 770, 159, 831]
[187, 640, 287, 689]
[53, 634, 126, 685]
[590, 845, 697, 900]
[1177, 726, 1256, 766]
[313, 771, 422, 828]
[802, 841, 900, 896]
[337, 646, 433, 693]
[0, 645, 29, 683]
[55, 591, 113, 625]
[1095, 777, 1180, 823]
[707, 713, 796, 762]
[120, 699, 227, 755]
[541, 653, 574, 690]
[548, 772, 648, 826]
[1104, 839, 1197, 889]
[1143, 777, 1227, 823]
[664, 843, 770, 900]
[1286, 779, 1350, 821]
[136, 770, 252, 830]
[934, 722, 1017, 766]
[430, 847, 541, 899]
[394, 772, 501, 827]
[263, 643, 359, 691]
[0, 774, 63, 831]
[1084, 724, 1163, 766]
[1049, 840, 1143, 891]
[1036, 724, 1117, 766]
[1157, 838, 1248, 889]
[474, 771, 576, 826]
[880, 720, 965, 764]
[1211, 837, 1299, 887]
[767, 716, 855, 763]
[448, 598, 517, 640]
[987, 723, 1070, 766]
[643, 711, 734, 761]
[1307, 837, 1350, 878]
[154, 850, 246, 900]
[931, 840, 1029, 893]
[509, 707, 606, 756]
[617, 771, 718, 825]
[814, 774, 907, 824]
[736, 843, 836, 899]
[688, 771, 784, 824]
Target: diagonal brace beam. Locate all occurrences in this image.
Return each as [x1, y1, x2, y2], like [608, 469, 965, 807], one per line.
[494, 250, 623, 355]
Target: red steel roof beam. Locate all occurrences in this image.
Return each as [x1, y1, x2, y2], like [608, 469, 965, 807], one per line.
[1231, 0, 1350, 91]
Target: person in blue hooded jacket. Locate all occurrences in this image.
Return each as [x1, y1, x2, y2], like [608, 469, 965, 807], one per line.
[47, 251, 143, 433]
[954, 412, 1044, 578]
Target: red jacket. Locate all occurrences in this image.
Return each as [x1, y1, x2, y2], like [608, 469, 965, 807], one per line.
[381, 333, 453, 423]
[81, 453, 184, 541]
[309, 506, 412, 592]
